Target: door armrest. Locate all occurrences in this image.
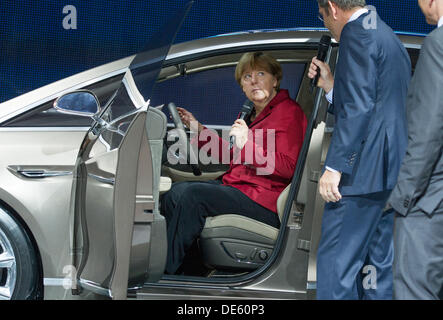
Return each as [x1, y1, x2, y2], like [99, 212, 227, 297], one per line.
[159, 176, 172, 194]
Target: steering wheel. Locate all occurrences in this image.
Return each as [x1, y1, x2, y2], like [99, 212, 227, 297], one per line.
[167, 102, 202, 176]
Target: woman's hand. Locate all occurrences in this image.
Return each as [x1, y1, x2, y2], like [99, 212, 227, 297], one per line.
[229, 119, 249, 149]
[176, 107, 203, 133]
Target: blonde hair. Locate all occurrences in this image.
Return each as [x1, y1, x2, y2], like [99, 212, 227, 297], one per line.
[235, 52, 282, 90]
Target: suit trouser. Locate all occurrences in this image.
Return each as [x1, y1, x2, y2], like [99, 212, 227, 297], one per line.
[393, 209, 443, 300]
[160, 180, 281, 274]
[316, 191, 394, 300]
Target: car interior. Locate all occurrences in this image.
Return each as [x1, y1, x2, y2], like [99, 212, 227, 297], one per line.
[146, 48, 331, 279]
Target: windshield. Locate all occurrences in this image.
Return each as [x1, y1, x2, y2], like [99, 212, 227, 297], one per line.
[124, 1, 192, 103]
[94, 1, 193, 148]
[129, 1, 192, 103]
[98, 1, 193, 125]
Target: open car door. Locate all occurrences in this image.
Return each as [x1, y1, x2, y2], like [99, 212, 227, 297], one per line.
[66, 2, 193, 299]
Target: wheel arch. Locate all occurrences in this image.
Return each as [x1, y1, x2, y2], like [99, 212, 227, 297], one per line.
[0, 199, 44, 299]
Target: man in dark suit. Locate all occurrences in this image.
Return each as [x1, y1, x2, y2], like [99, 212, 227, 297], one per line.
[388, 0, 443, 300]
[308, 0, 411, 299]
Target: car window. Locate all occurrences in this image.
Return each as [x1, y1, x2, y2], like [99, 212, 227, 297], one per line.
[3, 73, 125, 127]
[150, 62, 306, 127]
[96, 82, 140, 149]
[100, 81, 139, 123]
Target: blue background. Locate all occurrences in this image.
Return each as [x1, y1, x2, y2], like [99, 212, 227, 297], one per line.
[0, 0, 433, 103]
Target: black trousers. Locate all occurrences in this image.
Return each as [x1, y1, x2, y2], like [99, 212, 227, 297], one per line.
[160, 180, 280, 274]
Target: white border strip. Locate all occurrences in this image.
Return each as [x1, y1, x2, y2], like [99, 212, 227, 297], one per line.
[0, 127, 90, 132]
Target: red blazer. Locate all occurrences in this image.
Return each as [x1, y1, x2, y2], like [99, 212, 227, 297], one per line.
[197, 89, 307, 213]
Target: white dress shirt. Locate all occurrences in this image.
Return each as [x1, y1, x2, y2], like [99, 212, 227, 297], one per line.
[325, 8, 368, 173]
[438, 16, 443, 28]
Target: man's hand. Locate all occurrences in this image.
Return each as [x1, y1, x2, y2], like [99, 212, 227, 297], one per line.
[229, 119, 249, 149]
[308, 57, 334, 93]
[319, 170, 342, 202]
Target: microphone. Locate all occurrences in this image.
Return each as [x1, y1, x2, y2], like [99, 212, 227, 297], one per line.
[230, 99, 254, 149]
[310, 35, 332, 91]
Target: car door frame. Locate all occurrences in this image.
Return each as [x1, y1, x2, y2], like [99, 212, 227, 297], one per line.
[67, 2, 194, 299]
[132, 36, 338, 299]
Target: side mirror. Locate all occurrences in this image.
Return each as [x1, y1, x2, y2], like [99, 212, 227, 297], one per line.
[54, 90, 100, 117]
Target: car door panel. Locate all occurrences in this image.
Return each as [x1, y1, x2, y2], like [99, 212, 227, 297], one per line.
[74, 108, 165, 299]
[70, 2, 193, 299]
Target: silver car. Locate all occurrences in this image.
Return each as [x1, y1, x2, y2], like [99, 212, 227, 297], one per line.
[0, 4, 423, 300]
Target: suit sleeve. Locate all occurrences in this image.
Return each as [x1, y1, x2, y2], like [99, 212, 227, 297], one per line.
[389, 32, 443, 214]
[324, 28, 378, 175]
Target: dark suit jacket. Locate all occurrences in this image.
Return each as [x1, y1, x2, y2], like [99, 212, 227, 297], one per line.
[326, 12, 411, 196]
[389, 26, 443, 216]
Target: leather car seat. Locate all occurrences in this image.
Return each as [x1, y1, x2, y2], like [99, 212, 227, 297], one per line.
[199, 182, 297, 270]
[198, 122, 322, 271]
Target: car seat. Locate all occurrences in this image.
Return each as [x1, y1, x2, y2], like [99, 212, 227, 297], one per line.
[199, 182, 296, 270]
